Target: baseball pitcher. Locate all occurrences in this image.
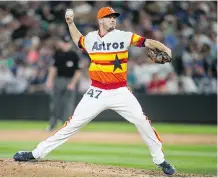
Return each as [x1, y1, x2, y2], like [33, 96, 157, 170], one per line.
[14, 7, 175, 175]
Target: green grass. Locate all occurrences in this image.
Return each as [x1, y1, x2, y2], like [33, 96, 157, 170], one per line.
[0, 141, 217, 176]
[0, 120, 216, 134]
[0, 121, 217, 176]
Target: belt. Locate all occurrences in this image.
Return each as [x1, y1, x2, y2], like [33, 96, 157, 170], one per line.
[91, 80, 127, 90]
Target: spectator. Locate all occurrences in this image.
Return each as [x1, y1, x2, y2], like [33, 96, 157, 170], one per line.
[198, 69, 217, 94]
[147, 72, 167, 94]
[127, 60, 138, 91]
[0, 1, 216, 95]
[165, 72, 179, 94]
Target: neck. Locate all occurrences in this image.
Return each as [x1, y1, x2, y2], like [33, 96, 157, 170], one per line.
[99, 26, 108, 37]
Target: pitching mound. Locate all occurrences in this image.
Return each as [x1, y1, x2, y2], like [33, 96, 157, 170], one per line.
[0, 159, 208, 177]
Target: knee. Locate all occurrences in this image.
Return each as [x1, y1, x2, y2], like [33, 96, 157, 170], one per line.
[133, 114, 147, 125]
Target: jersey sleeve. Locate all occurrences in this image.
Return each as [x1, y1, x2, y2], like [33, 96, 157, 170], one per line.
[129, 33, 145, 47]
[78, 36, 86, 50]
[78, 32, 92, 51]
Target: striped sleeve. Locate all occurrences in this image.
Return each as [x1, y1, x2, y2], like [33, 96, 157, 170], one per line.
[130, 33, 145, 47]
[78, 36, 85, 49]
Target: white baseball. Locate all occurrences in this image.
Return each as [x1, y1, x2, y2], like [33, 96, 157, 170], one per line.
[66, 9, 74, 17]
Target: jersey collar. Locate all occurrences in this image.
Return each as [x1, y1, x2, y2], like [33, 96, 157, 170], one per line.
[98, 29, 115, 38]
[98, 30, 108, 38]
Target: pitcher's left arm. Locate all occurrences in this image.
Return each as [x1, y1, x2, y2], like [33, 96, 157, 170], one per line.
[128, 33, 172, 64]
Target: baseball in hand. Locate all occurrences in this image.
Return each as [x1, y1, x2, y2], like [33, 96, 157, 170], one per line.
[65, 9, 74, 24]
[65, 9, 74, 18]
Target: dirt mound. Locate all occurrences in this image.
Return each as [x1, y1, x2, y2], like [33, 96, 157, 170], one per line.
[0, 159, 209, 177]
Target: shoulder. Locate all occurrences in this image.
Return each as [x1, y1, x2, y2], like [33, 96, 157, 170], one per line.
[112, 29, 132, 35]
[85, 31, 98, 38]
[112, 29, 133, 39]
[109, 30, 133, 43]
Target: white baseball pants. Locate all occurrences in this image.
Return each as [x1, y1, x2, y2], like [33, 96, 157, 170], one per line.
[32, 86, 164, 164]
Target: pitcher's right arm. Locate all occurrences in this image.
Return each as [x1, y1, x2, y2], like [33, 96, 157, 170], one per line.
[65, 9, 83, 48]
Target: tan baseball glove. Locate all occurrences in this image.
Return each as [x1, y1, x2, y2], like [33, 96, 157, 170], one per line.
[147, 48, 172, 64]
[145, 39, 172, 64]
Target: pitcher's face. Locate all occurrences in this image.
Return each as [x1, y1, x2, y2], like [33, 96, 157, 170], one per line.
[101, 14, 117, 32]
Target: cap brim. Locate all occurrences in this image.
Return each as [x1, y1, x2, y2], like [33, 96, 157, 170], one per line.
[113, 13, 120, 17]
[103, 12, 120, 18]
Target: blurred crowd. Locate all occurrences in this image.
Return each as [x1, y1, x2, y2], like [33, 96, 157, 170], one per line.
[0, 1, 217, 95]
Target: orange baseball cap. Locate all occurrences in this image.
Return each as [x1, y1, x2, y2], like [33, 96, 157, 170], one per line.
[97, 7, 120, 19]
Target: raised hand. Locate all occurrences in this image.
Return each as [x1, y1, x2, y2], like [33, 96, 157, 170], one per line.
[65, 9, 74, 25]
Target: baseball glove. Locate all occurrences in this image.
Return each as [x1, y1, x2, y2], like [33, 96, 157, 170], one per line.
[147, 48, 172, 64]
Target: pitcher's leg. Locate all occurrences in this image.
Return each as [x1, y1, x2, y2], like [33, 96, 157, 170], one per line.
[111, 88, 175, 175]
[32, 90, 106, 159]
[111, 88, 164, 164]
[119, 111, 164, 164]
[135, 118, 164, 164]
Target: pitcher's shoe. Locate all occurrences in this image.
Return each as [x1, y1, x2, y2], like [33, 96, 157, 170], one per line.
[13, 151, 35, 161]
[158, 161, 176, 175]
